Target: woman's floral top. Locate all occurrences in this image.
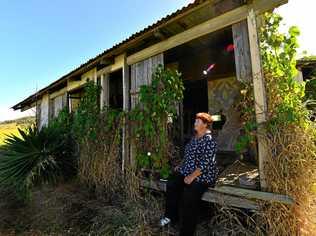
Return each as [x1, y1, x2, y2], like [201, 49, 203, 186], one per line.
[179, 131, 218, 186]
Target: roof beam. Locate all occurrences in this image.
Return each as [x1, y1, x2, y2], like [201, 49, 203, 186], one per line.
[127, 0, 287, 65]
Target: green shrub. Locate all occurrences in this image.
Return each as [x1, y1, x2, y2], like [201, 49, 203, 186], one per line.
[0, 112, 77, 201]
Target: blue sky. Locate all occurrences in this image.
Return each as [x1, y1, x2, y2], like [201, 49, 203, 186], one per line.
[0, 0, 190, 120]
[0, 0, 315, 121]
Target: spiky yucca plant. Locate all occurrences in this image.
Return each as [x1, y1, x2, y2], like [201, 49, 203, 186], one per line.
[0, 123, 77, 200]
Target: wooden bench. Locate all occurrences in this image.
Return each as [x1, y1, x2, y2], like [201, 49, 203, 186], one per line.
[141, 180, 294, 211]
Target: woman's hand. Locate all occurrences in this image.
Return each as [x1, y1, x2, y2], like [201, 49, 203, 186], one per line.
[184, 174, 195, 185]
[184, 168, 202, 185]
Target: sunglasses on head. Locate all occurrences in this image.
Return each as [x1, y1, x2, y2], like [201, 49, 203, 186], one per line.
[194, 119, 203, 125]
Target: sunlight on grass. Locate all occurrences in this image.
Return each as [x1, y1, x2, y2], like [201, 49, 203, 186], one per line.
[0, 123, 22, 145]
[0, 117, 34, 146]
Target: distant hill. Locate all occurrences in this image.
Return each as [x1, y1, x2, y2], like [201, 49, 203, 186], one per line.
[0, 116, 35, 125]
[0, 116, 35, 145]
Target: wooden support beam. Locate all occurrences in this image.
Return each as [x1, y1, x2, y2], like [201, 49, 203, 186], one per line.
[127, 0, 287, 65]
[247, 9, 268, 190]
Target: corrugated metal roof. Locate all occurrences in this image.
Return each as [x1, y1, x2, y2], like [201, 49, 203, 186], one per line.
[297, 58, 316, 68]
[60, 0, 206, 76]
[13, 0, 207, 110]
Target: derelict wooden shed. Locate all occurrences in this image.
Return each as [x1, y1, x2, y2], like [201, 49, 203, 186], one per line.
[12, 0, 293, 209]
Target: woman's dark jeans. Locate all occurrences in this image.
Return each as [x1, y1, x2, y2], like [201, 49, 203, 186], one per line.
[165, 172, 209, 236]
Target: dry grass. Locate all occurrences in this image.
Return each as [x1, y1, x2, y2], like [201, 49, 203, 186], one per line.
[76, 112, 167, 235]
[260, 124, 316, 235]
[78, 113, 124, 199]
[208, 206, 265, 236]
[0, 180, 168, 236]
[255, 68, 316, 235]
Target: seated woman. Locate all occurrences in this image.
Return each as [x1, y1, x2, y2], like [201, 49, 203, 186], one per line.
[160, 112, 219, 236]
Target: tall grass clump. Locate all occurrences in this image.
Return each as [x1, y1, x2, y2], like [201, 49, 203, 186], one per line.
[72, 81, 131, 199]
[259, 13, 316, 235]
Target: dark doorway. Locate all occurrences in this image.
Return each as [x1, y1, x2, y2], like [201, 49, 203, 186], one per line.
[182, 79, 209, 143]
[109, 69, 123, 109]
[164, 26, 235, 148]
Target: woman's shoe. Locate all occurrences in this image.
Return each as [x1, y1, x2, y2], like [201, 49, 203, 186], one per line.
[159, 217, 171, 227]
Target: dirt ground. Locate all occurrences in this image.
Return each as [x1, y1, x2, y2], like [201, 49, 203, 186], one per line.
[0, 181, 244, 236]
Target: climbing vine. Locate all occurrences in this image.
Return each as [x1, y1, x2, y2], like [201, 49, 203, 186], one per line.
[129, 65, 184, 178]
[234, 12, 316, 235]
[72, 67, 184, 183]
[260, 13, 308, 132]
[235, 12, 307, 153]
[234, 82, 257, 154]
[72, 81, 102, 143]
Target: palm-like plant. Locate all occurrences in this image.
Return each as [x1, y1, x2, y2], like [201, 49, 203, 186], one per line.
[0, 124, 77, 200]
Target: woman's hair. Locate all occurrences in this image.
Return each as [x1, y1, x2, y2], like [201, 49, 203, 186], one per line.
[196, 112, 213, 128]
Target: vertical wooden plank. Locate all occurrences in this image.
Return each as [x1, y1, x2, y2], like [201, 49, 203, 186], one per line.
[158, 53, 164, 66]
[131, 64, 135, 108]
[62, 93, 67, 109]
[122, 54, 130, 171]
[232, 20, 252, 83]
[247, 9, 268, 190]
[130, 64, 134, 108]
[40, 94, 50, 129]
[147, 56, 153, 84]
[93, 69, 97, 83]
[100, 73, 110, 109]
[36, 101, 41, 128]
[129, 63, 136, 167]
[68, 93, 72, 113]
[65, 93, 69, 112]
[136, 62, 140, 92]
[53, 95, 63, 117]
[105, 74, 110, 107]
[49, 98, 54, 121]
[144, 59, 148, 86]
[100, 74, 105, 110]
[140, 61, 145, 87]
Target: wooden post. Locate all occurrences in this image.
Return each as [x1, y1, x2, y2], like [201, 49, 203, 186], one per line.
[294, 70, 304, 83]
[122, 55, 130, 171]
[247, 9, 268, 190]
